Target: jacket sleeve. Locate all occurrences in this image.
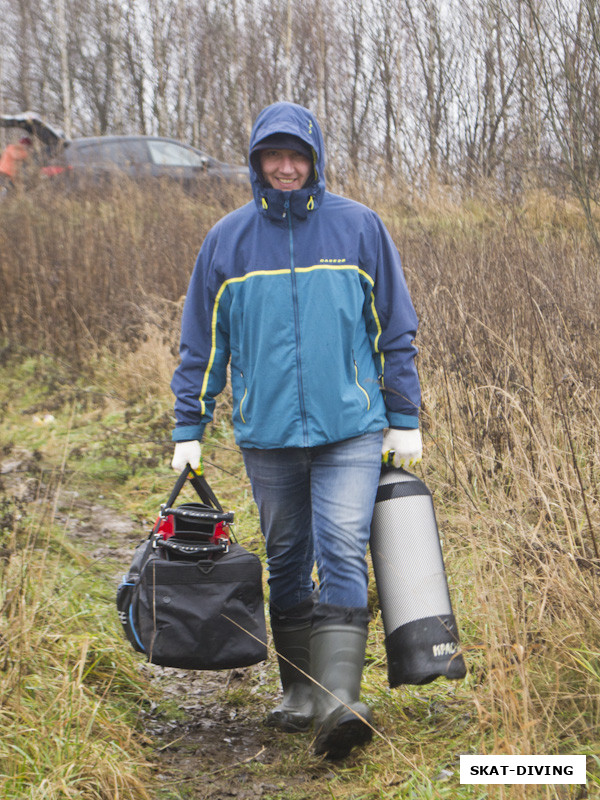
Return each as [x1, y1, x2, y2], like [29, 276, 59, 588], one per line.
[363, 211, 421, 428]
[170, 231, 231, 442]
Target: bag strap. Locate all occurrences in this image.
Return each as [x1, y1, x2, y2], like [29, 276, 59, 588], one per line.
[165, 464, 224, 512]
[190, 468, 224, 512]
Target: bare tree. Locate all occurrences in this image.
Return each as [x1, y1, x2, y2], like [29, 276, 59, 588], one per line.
[402, 0, 454, 181]
[512, 0, 544, 176]
[123, 0, 149, 135]
[450, 0, 521, 188]
[507, 0, 600, 244]
[371, 0, 402, 171]
[148, 0, 175, 136]
[341, 0, 378, 176]
[16, 0, 33, 111]
[175, 0, 199, 144]
[57, 0, 72, 137]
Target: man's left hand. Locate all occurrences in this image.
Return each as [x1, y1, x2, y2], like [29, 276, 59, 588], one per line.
[382, 428, 423, 468]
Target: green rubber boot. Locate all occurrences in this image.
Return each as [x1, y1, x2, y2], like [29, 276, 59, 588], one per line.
[267, 623, 314, 731]
[266, 592, 316, 732]
[311, 616, 372, 759]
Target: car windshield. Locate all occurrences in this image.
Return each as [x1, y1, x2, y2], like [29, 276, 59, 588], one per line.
[147, 140, 206, 167]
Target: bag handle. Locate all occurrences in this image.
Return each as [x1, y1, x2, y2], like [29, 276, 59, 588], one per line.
[165, 463, 224, 512]
[156, 537, 228, 557]
[151, 464, 230, 536]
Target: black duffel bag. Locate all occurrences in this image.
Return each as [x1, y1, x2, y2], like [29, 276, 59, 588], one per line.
[116, 465, 267, 670]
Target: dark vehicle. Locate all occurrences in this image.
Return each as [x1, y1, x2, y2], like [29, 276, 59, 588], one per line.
[0, 112, 248, 191]
[51, 134, 249, 189]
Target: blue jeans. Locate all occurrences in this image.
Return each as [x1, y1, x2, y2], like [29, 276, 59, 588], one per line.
[242, 432, 383, 612]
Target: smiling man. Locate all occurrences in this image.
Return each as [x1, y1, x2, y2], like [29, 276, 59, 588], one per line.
[254, 137, 313, 191]
[170, 102, 422, 760]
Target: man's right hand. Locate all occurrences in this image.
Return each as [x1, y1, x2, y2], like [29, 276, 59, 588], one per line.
[171, 440, 202, 472]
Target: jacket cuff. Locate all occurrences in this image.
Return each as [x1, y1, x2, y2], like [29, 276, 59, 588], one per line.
[386, 412, 419, 429]
[172, 424, 206, 443]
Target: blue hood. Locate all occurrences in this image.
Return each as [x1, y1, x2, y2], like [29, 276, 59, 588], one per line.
[248, 102, 326, 219]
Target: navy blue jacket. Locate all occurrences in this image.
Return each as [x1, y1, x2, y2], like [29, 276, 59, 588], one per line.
[171, 102, 420, 448]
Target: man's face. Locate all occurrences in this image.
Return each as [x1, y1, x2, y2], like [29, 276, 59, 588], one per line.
[259, 148, 312, 191]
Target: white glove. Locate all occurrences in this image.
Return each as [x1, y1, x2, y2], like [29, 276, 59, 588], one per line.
[382, 428, 423, 469]
[171, 440, 202, 472]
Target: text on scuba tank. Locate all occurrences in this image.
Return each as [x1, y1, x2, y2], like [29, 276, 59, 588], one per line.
[432, 642, 458, 657]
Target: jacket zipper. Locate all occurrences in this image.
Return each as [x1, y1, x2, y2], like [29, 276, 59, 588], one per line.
[353, 352, 371, 410]
[285, 199, 309, 445]
[239, 371, 248, 423]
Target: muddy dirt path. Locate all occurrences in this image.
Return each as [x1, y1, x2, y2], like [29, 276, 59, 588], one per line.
[1, 451, 331, 798]
[53, 483, 325, 799]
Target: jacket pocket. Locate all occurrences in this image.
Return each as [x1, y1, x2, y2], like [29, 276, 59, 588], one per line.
[353, 352, 371, 410]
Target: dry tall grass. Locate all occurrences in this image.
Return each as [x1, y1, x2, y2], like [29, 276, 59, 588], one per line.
[0, 470, 154, 799]
[390, 203, 600, 780]
[0, 179, 248, 363]
[1, 180, 598, 795]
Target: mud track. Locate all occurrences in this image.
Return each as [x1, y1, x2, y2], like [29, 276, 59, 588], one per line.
[55, 484, 327, 799]
[1, 453, 336, 798]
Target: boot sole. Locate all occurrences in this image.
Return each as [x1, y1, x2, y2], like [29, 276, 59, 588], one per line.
[314, 710, 373, 760]
[265, 710, 313, 733]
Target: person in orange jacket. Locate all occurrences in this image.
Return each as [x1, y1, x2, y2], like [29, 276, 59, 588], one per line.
[0, 137, 33, 187]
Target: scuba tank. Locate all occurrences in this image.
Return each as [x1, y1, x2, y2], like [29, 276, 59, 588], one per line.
[370, 466, 466, 687]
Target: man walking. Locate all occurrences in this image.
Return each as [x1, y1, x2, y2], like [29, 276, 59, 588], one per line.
[171, 101, 422, 759]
